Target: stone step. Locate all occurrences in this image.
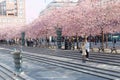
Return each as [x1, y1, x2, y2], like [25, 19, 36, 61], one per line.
[25, 55, 120, 80]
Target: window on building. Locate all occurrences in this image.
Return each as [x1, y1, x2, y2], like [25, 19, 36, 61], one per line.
[0, 1, 6, 15]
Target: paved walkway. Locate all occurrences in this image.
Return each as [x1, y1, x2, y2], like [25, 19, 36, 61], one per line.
[0, 47, 109, 80]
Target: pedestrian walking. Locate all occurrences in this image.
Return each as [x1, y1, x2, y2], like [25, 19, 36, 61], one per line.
[81, 42, 87, 63]
[85, 38, 90, 60]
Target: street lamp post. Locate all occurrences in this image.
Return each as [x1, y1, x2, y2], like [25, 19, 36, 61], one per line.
[46, 28, 48, 47]
[89, 28, 92, 49]
[105, 33, 108, 48]
[101, 27, 104, 52]
[56, 27, 62, 49]
[76, 33, 79, 49]
[21, 32, 25, 46]
[90, 33, 92, 49]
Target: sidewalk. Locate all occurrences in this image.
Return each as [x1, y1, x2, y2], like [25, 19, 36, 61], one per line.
[0, 47, 108, 80]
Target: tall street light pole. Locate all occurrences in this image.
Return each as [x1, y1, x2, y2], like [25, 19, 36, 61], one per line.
[21, 32, 25, 46]
[101, 27, 104, 52]
[56, 27, 62, 49]
[89, 28, 92, 49]
[76, 32, 79, 49]
[105, 33, 108, 48]
[46, 28, 48, 47]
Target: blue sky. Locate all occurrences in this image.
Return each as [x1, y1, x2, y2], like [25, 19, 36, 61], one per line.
[25, 0, 53, 24]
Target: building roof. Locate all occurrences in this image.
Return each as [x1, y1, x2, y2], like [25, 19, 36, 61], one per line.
[40, 0, 79, 16]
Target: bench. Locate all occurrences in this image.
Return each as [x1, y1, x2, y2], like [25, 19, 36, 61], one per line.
[111, 47, 117, 53]
[98, 47, 104, 52]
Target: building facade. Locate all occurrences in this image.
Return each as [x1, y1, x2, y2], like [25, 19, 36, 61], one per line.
[0, 0, 25, 26]
[48, 0, 79, 8]
[40, 0, 79, 15]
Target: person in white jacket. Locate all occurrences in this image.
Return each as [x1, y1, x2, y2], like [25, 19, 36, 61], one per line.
[85, 38, 90, 59]
[81, 42, 87, 63]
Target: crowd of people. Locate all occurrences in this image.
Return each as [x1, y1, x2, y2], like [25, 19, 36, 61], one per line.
[0, 36, 91, 63]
